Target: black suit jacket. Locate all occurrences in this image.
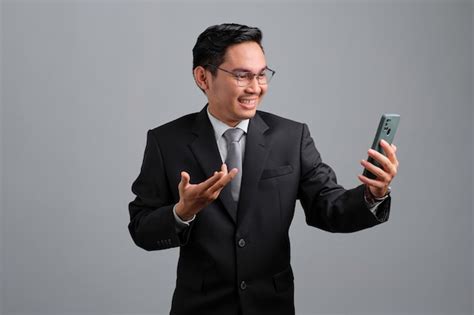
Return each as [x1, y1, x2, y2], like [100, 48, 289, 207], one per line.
[128, 106, 390, 315]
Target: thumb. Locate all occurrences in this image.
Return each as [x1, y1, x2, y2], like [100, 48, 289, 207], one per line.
[179, 171, 190, 189]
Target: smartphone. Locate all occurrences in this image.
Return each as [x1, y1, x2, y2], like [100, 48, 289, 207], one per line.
[363, 114, 400, 179]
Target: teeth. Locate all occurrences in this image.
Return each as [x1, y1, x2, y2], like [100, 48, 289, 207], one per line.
[240, 99, 257, 105]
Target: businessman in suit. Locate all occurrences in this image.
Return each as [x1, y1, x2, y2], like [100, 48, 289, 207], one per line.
[128, 23, 399, 315]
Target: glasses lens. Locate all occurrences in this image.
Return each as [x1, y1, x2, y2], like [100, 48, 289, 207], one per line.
[236, 73, 251, 87]
[235, 68, 275, 87]
[261, 69, 274, 84]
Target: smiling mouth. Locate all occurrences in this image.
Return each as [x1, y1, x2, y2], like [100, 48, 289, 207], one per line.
[238, 98, 258, 107]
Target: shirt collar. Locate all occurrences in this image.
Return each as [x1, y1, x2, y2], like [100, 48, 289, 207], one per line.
[207, 107, 249, 141]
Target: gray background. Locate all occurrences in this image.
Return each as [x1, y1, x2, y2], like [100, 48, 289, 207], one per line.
[1, 1, 472, 314]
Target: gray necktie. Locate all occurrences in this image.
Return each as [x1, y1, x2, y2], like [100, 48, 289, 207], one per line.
[223, 128, 245, 201]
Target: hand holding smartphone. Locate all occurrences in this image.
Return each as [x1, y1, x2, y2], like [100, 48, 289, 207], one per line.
[362, 114, 400, 179]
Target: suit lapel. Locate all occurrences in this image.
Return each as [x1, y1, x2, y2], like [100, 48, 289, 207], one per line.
[189, 106, 238, 223]
[237, 112, 270, 223]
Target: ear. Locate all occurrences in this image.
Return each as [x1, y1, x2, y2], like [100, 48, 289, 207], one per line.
[193, 66, 210, 91]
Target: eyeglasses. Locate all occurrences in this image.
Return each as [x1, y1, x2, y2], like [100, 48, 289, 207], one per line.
[206, 64, 276, 87]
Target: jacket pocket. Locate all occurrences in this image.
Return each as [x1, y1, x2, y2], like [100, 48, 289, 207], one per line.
[176, 259, 215, 292]
[261, 165, 294, 180]
[272, 265, 294, 293]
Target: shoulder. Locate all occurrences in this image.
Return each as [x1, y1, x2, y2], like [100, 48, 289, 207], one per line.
[149, 112, 199, 137]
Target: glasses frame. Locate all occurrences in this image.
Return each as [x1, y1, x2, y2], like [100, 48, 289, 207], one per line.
[206, 64, 276, 87]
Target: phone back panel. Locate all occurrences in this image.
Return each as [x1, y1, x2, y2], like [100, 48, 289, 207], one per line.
[363, 114, 400, 179]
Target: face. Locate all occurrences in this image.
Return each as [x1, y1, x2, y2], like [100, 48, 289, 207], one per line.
[198, 41, 268, 127]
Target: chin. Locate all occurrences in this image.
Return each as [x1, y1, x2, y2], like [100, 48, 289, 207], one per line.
[238, 109, 257, 120]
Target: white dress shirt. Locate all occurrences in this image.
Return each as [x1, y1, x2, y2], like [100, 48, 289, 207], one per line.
[173, 109, 249, 227]
[207, 108, 249, 164]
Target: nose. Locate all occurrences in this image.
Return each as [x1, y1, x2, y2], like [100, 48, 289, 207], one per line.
[244, 75, 262, 94]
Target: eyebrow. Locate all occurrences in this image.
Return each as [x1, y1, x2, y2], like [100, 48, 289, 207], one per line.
[230, 66, 267, 73]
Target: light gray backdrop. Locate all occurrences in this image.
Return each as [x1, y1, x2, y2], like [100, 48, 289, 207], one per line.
[1, 1, 473, 315]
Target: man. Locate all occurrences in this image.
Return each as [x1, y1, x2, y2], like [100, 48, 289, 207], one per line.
[128, 23, 398, 315]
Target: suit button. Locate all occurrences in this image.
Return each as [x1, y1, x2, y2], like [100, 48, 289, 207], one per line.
[240, 281, 247, 290]
[238, 238, 246, 248]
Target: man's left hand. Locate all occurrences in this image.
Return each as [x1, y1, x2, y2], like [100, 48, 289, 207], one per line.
[358, 139, 399, 198]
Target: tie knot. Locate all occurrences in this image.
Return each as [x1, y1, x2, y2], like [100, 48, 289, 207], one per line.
[223, 128, 245, 143]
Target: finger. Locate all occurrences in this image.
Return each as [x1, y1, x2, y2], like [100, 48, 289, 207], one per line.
[180, 171, 190, 188]
[209, 168, 238, 194]
[389, 143, 399, 168]
[207, 164, 231, 192]
[379, 141, 399, 173]
[368, 149, 396, 176]
[360, 160, 390, 183]
[207, 168, 238, 195]
[357, 174, 386, 189]
[220, 163, 229, 174]
[380, 140, 398, 172]
[380, 139, 396, 162]
[380, 140, 398, 166]
[198, 170, 224, 191]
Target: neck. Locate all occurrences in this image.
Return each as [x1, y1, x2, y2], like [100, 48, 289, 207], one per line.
[208, 106, 240, 127]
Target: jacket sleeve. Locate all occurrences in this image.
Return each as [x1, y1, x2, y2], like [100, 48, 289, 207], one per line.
[297, 124, 390, 233]
[128, 130, 192, 251]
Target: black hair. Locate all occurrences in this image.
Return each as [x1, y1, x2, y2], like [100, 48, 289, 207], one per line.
[192, 23, 263, 75]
